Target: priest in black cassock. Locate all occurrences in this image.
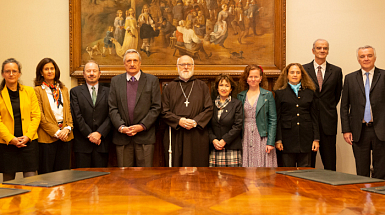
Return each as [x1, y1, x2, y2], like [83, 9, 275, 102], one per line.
[161, 55, 213, 167]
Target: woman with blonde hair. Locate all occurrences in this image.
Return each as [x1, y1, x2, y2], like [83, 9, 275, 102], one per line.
[237, 64, 277, 167]
[0, 58, 40, 181]
[34, 58, 73, 174]
[274, 63, 319, 167]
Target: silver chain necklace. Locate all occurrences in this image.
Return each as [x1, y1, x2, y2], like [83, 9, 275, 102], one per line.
[179, 81, 194, 107]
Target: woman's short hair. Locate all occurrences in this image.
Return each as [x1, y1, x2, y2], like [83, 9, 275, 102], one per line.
[239, 64, 266, 90]
[273, 63, 315, 91]
[1, 58, 22, 92]
[34, 58, 64, 88]
[214, 74, 236, 95]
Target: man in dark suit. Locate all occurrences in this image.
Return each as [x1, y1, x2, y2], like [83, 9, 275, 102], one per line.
[341, 45, 385, 179]
[303, 39, 343, 171]
[108, 49, 161, 167]
[70, 60, 112, 168]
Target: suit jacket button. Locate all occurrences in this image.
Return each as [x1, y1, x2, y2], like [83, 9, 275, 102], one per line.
[296, 104, 299, 107]
[297, 113, 299, 116]
[297, 122, 300, 125]
[298, 97, 300, 99]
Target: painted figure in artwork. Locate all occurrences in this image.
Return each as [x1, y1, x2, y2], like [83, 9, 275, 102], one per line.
[206, 0, 218, 20]
[112, 8, 139, 58]
[103, 26, 114, 57]
[114, 10, 125, 46]
[231, 0, 246, 44]
[193, 10, 206, 37]
[244, 0, 261, 36]
[138, 4, 160, 57]
[210, 4, 229, 48]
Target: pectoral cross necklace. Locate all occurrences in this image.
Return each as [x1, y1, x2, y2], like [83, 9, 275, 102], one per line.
[179, 81, 194, 107]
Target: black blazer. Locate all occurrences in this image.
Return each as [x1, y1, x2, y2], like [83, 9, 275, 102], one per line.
[70, 84, 111, 153]
[275, 87, 319, 153]
[108, 71, 161, 145]
[340, 67, 385, 142]
[208, 98, 243, 150]
[303, 61, 342, 135]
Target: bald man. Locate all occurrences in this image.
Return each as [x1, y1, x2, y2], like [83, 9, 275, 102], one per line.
[161, 55, 213, 167]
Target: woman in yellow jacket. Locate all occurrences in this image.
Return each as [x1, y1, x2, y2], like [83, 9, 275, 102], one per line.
[0, 58, 41, 181]
[34, 58, 73, 174]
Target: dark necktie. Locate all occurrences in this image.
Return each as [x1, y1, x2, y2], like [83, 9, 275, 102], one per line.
[317, 66, 323, 92]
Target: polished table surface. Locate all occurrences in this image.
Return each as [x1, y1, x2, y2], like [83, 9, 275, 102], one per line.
[1, 167, 385, 214]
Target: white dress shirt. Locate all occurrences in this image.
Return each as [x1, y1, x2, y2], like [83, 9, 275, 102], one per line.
[313, 60, 326, 79]
[41, 84, 71, 137]
[126, 71, 141, 82]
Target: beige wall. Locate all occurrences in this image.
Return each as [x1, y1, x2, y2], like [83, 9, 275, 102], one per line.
[286, 0, 385, 174]
[1, 0, 385, 173]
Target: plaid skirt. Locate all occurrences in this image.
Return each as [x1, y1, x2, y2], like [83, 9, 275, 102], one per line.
[209, 148, 242, 167]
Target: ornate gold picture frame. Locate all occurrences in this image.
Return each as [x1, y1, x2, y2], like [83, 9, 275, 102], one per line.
[69, 0, 285, 80]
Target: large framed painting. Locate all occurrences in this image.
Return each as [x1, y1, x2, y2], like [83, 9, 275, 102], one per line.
[69, 0, 285, 80]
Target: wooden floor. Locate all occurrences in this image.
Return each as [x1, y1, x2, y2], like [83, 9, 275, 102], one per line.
[1, 167, 385, 214]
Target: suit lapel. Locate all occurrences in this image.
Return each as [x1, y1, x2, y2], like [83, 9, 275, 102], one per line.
[135, 71, 146, 107]
[1, 87, 14, 119]
[323, 62, 332, 85]
[80, 84, 94, 107]
[120, 73, 130, 123]
[355, 70, 365, 96]
[370, 67, 381, 92]
[219, 100, 234, 121]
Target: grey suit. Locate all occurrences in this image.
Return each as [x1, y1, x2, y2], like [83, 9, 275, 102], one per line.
[340, 67, 385, 179]
[108, 71, 161, 167]
[303, 61, 342, 170]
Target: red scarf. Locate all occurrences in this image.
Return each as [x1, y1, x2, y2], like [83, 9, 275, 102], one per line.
[43, 81, 62, 108]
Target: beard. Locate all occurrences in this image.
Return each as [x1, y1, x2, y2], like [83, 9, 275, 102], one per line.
[178, 68, 194, 81]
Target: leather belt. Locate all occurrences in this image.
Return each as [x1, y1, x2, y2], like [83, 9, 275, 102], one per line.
[363, 122, 373, 127]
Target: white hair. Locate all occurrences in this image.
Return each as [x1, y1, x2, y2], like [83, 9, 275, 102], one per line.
[123, 49, 141, 63]
[177, 55, 195, 65]
[312, 39, 329, 50]
[356, 45, 376, 58]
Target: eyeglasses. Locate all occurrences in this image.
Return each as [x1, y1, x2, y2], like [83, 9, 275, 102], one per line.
[4, 70, 20, 75]
[177, 63, 193, 68]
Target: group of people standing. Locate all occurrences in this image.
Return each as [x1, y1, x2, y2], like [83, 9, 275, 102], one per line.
[1, 39, 384, 182]
[0, 58, 74, 181]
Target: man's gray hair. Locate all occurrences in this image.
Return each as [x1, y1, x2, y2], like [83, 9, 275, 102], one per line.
[123, 49, 141, 63]
[357, 45, 376, 58]
[312, 39, 329, 50]
[177, 55, 195, 65]
[83, 60, 100, 72]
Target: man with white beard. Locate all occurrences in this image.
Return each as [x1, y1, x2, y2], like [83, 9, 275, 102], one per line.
[161, 55, 213, 167]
